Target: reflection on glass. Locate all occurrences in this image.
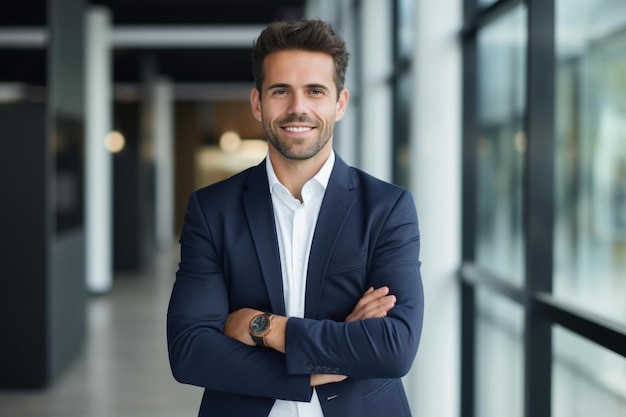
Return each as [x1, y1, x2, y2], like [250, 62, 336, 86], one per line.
[553, 326, 626, 417]
[555, 0, 626, 325]
[476, 288, 524, 417]
[475, 6, 527, 283]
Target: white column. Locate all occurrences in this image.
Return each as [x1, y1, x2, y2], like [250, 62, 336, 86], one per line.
[405, 1, 462, 417]
[333, 0, 358, 167]
[359, 0, 393, 181]
[85, 6, 112, 294]
[153, 77, 175, 250]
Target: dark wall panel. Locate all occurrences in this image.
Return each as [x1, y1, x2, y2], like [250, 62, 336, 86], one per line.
[0, 102, 48, 388]
[0, 0, 87, 389]
[113, 102, 144, 270]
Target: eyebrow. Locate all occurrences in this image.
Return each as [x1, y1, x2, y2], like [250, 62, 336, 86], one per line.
[306, 83, 331, 92]
[266, 83, 331, 92]
[267, 83, 291, 91]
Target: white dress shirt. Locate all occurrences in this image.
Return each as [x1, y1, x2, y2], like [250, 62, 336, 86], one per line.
[265, 151, 335, 417]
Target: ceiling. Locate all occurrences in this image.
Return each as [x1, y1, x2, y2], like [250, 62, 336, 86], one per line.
[0, 0, 306, 85]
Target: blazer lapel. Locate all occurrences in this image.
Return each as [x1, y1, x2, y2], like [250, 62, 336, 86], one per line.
[243, 161, 286, 316]
[305, 157, 357, 318]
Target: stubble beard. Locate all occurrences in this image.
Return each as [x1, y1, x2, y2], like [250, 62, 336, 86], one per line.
[264, 115, 334, 161]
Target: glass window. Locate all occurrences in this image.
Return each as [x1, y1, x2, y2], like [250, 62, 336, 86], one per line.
[553, 326, 626, 417]
[478, 0, 498, 8]
[475, 6, 527, 283]
[476, 288, 524, 417]
[396, 0, 414, 60]
[554, 0, 626, 325]
[393, 71, 412, 188]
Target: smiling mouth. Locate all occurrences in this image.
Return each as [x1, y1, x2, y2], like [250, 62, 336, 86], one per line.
[283, 126, 314, 133]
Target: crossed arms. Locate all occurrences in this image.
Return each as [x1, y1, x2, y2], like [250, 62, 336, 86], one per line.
[224, 285, 398, 386]
[167, 188, 424, 401]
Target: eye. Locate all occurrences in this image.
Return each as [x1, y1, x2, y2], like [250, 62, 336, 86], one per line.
[272, 89, 288, 96]
[310, 89, 324, 95]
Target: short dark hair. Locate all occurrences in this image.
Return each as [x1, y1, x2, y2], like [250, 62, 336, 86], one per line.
[251, 19, 350, 98]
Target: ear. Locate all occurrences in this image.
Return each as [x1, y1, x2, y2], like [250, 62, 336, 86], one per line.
[250, 88, 262, 122]
[335, 88, 350, 122]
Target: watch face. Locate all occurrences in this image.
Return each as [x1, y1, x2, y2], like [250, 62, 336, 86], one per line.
[250, 314, 270, 335]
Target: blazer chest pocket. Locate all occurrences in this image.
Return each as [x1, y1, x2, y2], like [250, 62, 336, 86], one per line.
[326, 251, 367, 274]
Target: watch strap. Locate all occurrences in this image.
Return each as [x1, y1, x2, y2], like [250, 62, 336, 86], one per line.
[251, 333, 267, 347]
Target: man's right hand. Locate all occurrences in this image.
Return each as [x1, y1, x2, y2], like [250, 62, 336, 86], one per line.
[311, 374, 347, 386]
[345, 286, 396, 322]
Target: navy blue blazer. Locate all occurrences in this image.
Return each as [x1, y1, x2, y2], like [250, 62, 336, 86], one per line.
[167, 155, 424, 417]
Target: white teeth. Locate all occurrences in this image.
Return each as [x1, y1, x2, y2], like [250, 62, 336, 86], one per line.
[284, 126, 312, 132]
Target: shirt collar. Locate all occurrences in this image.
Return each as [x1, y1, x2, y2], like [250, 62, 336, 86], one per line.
[266, 150, 335, 195]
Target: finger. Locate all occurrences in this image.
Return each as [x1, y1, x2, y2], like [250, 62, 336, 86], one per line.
[347, 294, 396, 321]
[354, 286, 389, 309]
[346, 287, 393, 322]
[311, 374, 348, 387]
[357, 295, 396, 319]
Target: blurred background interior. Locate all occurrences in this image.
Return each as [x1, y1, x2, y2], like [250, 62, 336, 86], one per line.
[1, 0, 625, 416]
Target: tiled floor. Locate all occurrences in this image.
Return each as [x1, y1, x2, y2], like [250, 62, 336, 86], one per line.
[0, 248, 202, 417]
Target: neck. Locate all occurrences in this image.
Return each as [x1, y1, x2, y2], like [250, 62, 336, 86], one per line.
[269, 148, 330, 201]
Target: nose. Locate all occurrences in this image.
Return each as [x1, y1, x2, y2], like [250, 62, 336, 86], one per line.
[288, 91, 308, 115]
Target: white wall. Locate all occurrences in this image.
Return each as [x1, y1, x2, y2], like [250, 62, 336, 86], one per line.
[406, 1, 462, 417]
[359, 0, 393, 181]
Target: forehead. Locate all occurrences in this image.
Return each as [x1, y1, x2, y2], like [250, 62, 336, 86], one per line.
[262, 50, 336, 87]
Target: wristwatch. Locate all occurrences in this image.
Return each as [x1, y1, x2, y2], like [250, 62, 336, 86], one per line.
[249, 313, 273, 347]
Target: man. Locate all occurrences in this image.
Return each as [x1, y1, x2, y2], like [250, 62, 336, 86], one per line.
[167, 19, 424, 417]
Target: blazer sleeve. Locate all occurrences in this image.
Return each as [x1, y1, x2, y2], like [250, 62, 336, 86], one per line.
[284, 190, 424, 379]
[167, 192, 313, 401]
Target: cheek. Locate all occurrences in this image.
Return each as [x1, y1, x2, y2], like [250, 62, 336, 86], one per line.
[261, 105, 283, 121]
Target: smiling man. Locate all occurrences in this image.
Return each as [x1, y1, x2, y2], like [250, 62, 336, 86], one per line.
[253, 49, 345, 161]
[167, 19, 424, 417]
[250, 48, 348, 202]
